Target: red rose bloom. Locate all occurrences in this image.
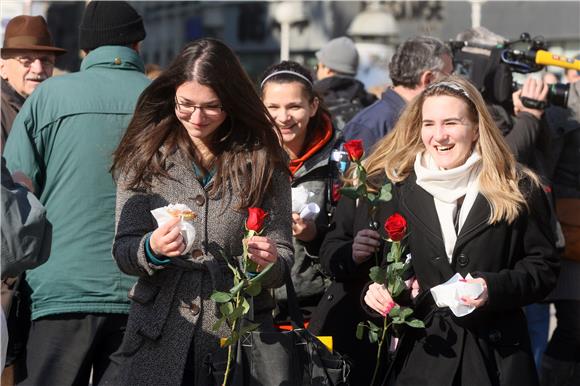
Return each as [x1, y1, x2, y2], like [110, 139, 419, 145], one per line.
[343, 139, 364, 162]
[384, 213, 407, 241]
[246, 207, 268, 232]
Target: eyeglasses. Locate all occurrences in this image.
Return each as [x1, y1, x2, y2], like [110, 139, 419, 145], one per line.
[10, 55, 55, 68]
[174, 96, 224, 117]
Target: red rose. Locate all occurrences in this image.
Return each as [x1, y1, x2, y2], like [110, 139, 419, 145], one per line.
[343, 140, 364, 162]
[384, 213, 407, 241]
[246, 207, 268, 232]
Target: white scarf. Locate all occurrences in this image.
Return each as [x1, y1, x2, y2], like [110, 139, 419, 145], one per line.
[414, 151, 482, 262]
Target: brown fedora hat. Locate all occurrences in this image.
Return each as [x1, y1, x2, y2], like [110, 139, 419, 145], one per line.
[1, 15, 66, 55]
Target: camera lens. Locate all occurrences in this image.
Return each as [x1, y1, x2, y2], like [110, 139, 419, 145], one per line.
[548, 83, 570, 108]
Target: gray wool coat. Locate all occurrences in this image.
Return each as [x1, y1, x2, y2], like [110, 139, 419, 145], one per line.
[107, 149, 293, 386]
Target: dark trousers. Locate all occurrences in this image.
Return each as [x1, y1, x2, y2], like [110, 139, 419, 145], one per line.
[2, 277, 32, 384]
[17, 313, 128, 386]
[541, 300, 580, 386]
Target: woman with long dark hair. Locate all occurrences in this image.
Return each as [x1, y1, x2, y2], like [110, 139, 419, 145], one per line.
[106, 38, 293, 385]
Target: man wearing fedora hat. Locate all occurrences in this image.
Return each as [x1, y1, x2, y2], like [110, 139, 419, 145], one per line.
[1, 15, 65, 152]
[4, 2, 150, 385]
[0, 14, 64, 386]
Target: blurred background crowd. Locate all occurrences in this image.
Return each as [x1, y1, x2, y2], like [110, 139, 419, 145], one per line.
[2, 1, 579, 91]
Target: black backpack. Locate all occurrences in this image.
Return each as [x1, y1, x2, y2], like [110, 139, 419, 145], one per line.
[327, 97, 364, 134]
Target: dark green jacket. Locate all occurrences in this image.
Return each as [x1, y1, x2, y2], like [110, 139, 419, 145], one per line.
[4, 46, 150, 319]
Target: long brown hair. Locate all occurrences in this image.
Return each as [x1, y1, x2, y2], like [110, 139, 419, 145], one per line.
[363, 75, 539, 224]
[111, 38, 288, 209]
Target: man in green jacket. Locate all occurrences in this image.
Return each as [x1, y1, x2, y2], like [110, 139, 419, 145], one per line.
[4, 2, 150, 384]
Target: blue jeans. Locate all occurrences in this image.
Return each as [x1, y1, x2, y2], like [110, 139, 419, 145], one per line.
[525, 303, 550, 371]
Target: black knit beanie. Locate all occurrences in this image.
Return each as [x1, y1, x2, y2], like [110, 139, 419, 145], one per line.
[79, 1, 146, 50]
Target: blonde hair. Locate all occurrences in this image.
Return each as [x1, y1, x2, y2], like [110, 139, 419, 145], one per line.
[363, 75, 539, 224]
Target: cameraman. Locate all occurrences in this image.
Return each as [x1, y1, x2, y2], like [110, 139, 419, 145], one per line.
[510, 77, 549, 168]
[456, 28, 551, 172]
[542, 59, 580, 386]
[456, 27, 554, 373]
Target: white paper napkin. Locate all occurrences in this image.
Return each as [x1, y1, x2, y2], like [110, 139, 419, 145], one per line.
[430, 273, 484, 317]
[150, 204, 196, 255]
[299, 203, 320, 221]
[291, 186, 321, 220]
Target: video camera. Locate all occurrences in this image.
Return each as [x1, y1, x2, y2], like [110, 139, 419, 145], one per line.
[449, 33, 580, 109]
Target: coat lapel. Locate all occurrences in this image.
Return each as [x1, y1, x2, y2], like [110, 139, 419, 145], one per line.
[166, 150, 212, 191]
[454, 193, 491, 251]
[399, 175, 444, 243]
[399, 176, 457, 278]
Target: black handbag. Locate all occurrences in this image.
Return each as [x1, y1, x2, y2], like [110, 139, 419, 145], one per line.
[204, 266, 350, 386]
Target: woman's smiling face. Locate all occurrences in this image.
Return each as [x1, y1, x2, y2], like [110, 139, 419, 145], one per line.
[262, 81, 318, 150]
[174, 80, 226, 143]
[421, 95, 479, 170]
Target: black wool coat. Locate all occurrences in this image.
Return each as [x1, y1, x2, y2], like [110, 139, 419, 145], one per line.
[308, 174, 397, 386]
[386, 172, 559, 386]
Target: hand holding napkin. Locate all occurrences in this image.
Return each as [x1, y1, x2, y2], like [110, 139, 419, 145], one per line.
[430, 273, 484, 317]
[150, 204, 196, 255]
[291, 186, 320, 221]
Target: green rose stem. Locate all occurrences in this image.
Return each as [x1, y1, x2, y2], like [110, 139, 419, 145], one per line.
[212, 207, 269, 386]
[370, 316, 392, 386]
[368, 205, 380, 267]
[369, 243, 399, 386]
[339, 154, 392, 268]
[358, 214, 424, 386]
[222, 289, 242, 386]
[243, 229, 260, 274]
[215, 262, 273, 386]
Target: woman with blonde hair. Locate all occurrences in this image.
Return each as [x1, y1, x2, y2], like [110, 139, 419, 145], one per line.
[354, 75, 558, 385]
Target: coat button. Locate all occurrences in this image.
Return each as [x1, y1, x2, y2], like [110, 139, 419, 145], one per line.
[431, 256, 442, 262]
[457, 253, 469, 267]
[327, 294, 334, 301]
[113, 57, 122, 65]
[192, 249, 203, 258]
[194, 194, 205, 206]
[190, 302, 200, 316]
[488, 329, 502, 343]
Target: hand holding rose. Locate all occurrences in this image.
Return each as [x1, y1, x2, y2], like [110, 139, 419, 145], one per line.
[244, 207, 274, 273]
[364, 282, 396, 317]
[247, 235, 278, 269]
[352, 229, 381, 264]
